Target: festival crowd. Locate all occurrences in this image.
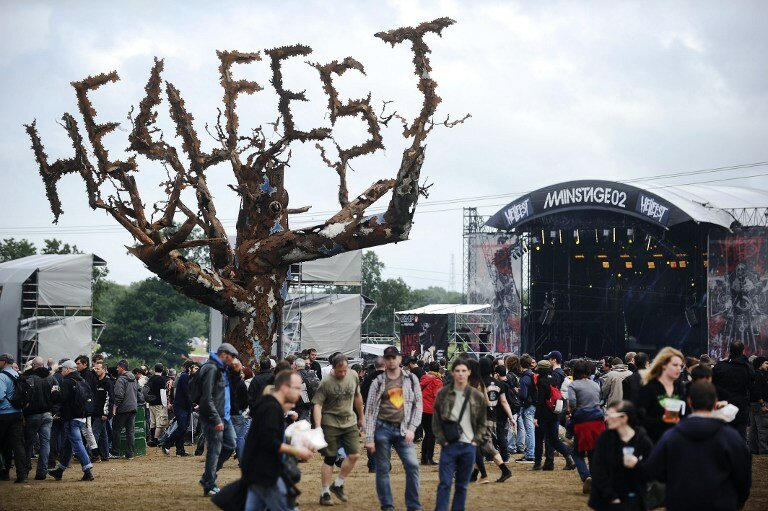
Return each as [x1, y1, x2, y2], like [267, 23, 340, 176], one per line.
[0, 339, 765, 511]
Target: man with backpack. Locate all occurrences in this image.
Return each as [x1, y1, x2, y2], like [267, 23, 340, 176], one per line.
[0, 353, 28, 483]
[194, 343, 238, 496]
[295, 358, 320, 422]
[112, 359, 138, 459]
[48, 360, 95, 481]
[23, 356, 54, 479]
[515, 354, 537, 463]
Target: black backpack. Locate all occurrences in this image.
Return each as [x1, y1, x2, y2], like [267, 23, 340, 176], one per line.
[302, 370, 320, 402]
[2, 371, 33, 410]
[73, 379, 95, 416]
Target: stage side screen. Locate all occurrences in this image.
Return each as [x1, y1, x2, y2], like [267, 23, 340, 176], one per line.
[467, 234, 522, 353]
[708, 227, 768, 358]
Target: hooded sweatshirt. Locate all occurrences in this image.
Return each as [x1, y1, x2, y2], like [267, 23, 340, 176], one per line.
[646, 415, 751, 511]
[23, 366, 53, 416]
[113, 370, 138, 414]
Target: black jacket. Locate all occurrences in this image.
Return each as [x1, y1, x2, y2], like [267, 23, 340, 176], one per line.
[621, 370, 643, 406]
[534, 372, 557, 421]
[750, 369, 768, 404]
[50, 371, 64, 417]
[23, 367, 53, 416]
[198, 359, 228, 425]
[229, 370, 248, 416]
[94, 376, 114, 418]
[79, 368, 99, 395]
[53, 371, 86, 421]
[241, 394, 286, 486]
[589, 427, 654, 510]
[247, 370, 274, 416]
[646, 416, 751, 511]
[637, 378, 686, 443]
[713, 356, 754, 424]
[362, 369, 384, 406]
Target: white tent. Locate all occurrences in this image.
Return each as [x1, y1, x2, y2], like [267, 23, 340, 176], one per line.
[0, 254, 104, 361]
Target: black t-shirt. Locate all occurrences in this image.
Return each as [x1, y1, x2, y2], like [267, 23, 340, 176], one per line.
[484, 377, 507, 422]
[147, 374, 166, 406]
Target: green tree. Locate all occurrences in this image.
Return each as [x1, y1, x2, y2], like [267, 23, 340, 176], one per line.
[41, 238, 81, 254]
[0, 238, 36, 262]
[410, 286, 464, 307]
[99, 277, 209, 365]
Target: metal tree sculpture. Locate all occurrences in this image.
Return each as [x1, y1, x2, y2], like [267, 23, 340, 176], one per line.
[25, 18, 465, 362]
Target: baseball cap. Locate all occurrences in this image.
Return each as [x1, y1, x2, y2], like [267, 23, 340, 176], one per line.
[383, 346, 401, 358]
[0, 353, 15, 364]
[217, 343, 239, 357]
[545, 350, 563, 364]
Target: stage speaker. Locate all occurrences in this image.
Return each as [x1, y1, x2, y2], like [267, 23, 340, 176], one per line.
[685, 307, 698, 327]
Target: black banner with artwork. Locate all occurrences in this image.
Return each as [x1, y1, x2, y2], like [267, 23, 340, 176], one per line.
[708, 227, 768, 358]
[398, 314, 450, 356]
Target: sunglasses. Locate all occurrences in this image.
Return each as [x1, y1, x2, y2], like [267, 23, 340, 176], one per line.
[605, 412, 627, 419]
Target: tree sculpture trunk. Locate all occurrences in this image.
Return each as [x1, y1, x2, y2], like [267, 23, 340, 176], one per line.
[26, 18, 467, 364]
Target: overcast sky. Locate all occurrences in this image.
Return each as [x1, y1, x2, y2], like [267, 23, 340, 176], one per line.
[1, 0, 767, 291]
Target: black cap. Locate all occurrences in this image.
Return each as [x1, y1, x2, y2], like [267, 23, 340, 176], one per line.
[545, 350, 563, 364]
[383, 346, 401, 358]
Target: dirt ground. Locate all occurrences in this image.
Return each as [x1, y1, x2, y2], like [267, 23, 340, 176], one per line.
[1, 448, 766, 511]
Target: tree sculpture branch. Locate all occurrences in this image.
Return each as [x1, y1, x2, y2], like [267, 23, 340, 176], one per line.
[25, 17, 462, 362]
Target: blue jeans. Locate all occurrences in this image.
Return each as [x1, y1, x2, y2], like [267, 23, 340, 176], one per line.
[91, 416, 110, 459]
[200, 418, 236, 491]
[573, 450, 592, 481]
[24, 412, 52, 477]
[164, 408, 190, 453]
[435, 441, 475, 511]
[231, 413, 251, 461]
[58, 419, 93, 472]
[374, 420, 421, 510]
[245, 478, 294, 511]
[516, 405, 535, 458]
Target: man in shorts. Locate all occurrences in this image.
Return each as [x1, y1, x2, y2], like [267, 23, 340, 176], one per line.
[313, 355, 364, 506]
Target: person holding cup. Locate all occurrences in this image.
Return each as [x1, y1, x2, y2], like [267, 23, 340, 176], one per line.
[588, 401, 653, 511]
[638, 347, 686, 443]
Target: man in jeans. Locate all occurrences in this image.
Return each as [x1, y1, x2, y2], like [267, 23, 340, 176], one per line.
[364, 346, 423, 511]
[112, 359, 138, 458]
[198, 343, 238, 496]
[48, 360, 94, 481]
[431, 359, 486, 511]
[23, 356, 54, 479]
[162, 359, 193, 457]
[92, 361, 114, 461]
[515, 354, 537, 463]
[0, 353, 27, 483]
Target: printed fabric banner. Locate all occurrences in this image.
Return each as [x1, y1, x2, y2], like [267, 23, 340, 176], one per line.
[466, 233, 522, 353]
[398, 314, 450, 356]
[708, 227, 768, 358]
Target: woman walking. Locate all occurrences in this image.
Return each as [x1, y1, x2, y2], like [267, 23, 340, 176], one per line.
[589, 401, 653, 511]
[638, 347, 686, 443]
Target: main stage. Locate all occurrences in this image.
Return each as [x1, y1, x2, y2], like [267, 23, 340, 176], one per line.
[465, 179, 768, 359]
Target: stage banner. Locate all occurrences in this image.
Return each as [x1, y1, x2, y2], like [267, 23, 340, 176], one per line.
[467, 233, 522, 353]
[708, 227, 768, 358]
[398, 314, 450, 356]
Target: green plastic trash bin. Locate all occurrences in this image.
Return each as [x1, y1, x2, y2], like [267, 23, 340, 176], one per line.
[119, 408, 147, 456]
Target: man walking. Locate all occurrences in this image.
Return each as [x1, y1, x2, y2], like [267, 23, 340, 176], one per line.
[48, 360, 94, 481]
[0, 353, 27, 483]
[198, 343, 238, 496]
[241, 370, 314, 510]
[749, 356, 768, 454]
[713, 341, 754, 438]
[600, 357, 632, 407]
[645, 380, 752, 511]
[162, 359, 193, 457]
[364, 346, 423, 511]
[75, 355, 99, 455]
[146, 363, 169, 447]
[308, 348, 323, 380]
[432, 359, 486, 511]
[112, 359, 138, 459]
[515, 354, 537, 463]
[91, 361, 114, 462]
[23, 356, 53, 480]
[313, 355, 364, 506]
